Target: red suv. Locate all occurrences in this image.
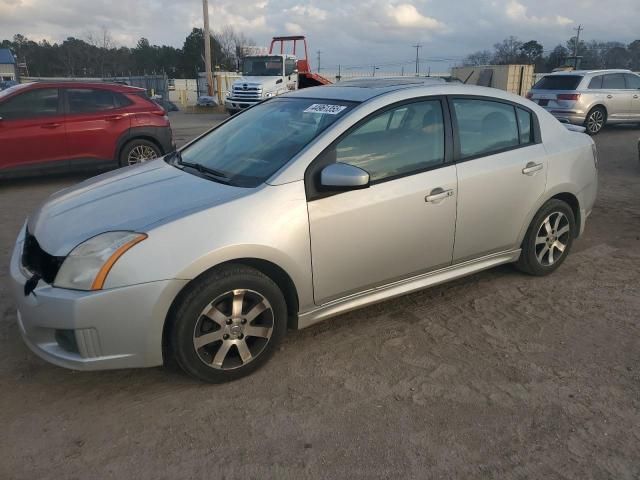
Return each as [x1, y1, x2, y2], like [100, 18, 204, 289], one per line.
[0, 82, 174, 177]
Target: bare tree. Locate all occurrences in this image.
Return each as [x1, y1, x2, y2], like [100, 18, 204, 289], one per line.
[215, 26, 254, 71]
[463, 50, 493, 66]
[86, 26, 114, 76]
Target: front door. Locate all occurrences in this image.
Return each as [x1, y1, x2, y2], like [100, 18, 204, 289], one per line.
[450, 97, 547, 262]
[0, 87, 67, 171]
[307, 99, 457, 304]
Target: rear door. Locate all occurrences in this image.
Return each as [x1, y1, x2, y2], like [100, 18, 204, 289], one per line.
[601, 73, 630, 120]
[0, 87, 67, 171]
[63, 88, 131, 164]
[450, 97, 547, 262]
[624, 73, 640, 120]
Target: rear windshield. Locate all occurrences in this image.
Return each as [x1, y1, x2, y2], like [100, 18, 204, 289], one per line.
[533, 75, 583, 90]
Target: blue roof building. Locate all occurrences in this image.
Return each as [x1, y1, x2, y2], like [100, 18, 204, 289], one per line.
[0, 49, 18, 81]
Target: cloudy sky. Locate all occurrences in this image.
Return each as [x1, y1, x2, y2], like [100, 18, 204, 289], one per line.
[1, 0, 639, 72]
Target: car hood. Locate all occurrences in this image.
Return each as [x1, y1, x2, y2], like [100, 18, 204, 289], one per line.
[28, 160, 248, 256]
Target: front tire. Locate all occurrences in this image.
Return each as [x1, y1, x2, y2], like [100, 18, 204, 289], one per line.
[169, 265, 288, 383]
[585, 106, 606, 135]
[516, 199, 576, 276]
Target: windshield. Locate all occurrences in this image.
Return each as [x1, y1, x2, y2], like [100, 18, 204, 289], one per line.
[533, 75, 583, 90]
[243, 56, 284, 76]
[176, 98, 355, 187]
[0, 82, 30, 99]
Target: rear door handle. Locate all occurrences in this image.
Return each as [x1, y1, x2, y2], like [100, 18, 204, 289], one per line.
[522, 162, 543, 175]
[105, 115, 123, 121]
[425, 188, 454, 203]
[633, 95, 639, 99]
[606, 94, 613, 99]
[41, 123, 62, 129]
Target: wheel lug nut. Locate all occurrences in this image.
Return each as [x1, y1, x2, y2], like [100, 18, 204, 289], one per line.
[238, 334, 244, 339]
[226, 319, 232, 325]
[223, 334, 229, 340]
[241, 319, 247, 324]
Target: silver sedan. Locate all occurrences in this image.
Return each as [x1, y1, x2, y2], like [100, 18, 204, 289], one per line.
[10, 79, 598, 382]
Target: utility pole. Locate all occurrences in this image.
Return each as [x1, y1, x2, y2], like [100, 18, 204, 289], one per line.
[202, 0, 213, 96]
[413, 43, 422, 76]
[573, 24, 583, 57]
[317, 50, 321, 73]
[372, 65, 376, 77]
[337, 64, 341, 82]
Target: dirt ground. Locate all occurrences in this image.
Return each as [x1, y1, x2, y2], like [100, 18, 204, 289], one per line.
[1, 113, 639, 479]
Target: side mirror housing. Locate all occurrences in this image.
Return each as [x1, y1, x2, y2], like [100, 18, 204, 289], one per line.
[320, 163, 370, 191]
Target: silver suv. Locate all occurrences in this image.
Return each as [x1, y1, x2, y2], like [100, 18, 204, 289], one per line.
[10, 80, 598, 383]
[528, 69, 640, 134]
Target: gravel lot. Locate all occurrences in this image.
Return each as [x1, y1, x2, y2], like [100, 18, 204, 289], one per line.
[1, 113, 639, 479]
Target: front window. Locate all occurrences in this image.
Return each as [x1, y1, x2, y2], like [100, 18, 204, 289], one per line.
[0, 88, 59, 120]
[242, 56, 284, 76]
[175, 98, 355, 187]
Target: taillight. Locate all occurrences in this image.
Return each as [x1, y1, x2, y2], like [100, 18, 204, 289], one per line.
[557, 93, 580, 101]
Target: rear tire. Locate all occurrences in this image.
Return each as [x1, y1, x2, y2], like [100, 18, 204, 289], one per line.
[584, 106, 606, 135]
[516, 199, 576, 276]
[168, 265, 287, 383]
[119, 139, 161, 167]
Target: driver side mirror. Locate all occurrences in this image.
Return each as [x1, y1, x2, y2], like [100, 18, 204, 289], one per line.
[320, 163, 370, 191]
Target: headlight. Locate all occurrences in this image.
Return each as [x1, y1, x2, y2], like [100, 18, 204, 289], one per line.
[225, 90, 231, 97]
[54, 231, 147, 291]
[264, 92, 274, 98]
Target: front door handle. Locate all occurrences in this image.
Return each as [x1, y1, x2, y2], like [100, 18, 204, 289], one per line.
[606, 94, 613, 99]
[522, 162, 543, 175]
[41, 122, 62, 129]
[425, 188, 454, 203]
[105, 115, 123, 121]
[634, 95, 639, 99]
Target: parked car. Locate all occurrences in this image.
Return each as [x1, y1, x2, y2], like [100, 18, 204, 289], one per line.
[527, 69, 640, 135]
[0, 81, 174, 177]
[0, 79, 18, 91]
[10, 79, 598, 383]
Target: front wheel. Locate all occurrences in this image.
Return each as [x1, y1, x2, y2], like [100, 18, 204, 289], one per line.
[585, 107, 606, 135]
[169, 265, 288, 383]
[516, 199, 576, 276]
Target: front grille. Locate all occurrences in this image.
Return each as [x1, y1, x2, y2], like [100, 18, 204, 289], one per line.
[230, 85, 262, 101]
[21, 229, 64, 284]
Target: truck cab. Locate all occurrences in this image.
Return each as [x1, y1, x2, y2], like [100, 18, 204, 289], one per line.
[225, 54, 298, 115]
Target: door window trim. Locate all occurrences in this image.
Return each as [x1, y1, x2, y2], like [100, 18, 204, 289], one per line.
[62, 87, 121, 115]
[446, 95, 542, 164]
[304, 95, 454, 201]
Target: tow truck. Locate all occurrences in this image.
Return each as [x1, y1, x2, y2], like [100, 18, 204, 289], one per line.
[224, 36, 332, 115]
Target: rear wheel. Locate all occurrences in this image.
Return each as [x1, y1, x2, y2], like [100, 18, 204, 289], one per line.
[516, 199, 576, 276]
[584, 107, 606, 135]
[119, 139, 161, 167]
[169, 265, 287, 383]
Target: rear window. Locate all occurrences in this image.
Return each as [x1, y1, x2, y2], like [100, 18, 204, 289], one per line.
[533, 75, 583, 91]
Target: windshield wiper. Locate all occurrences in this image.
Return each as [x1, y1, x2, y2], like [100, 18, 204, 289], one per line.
[171, 151, 229, 181]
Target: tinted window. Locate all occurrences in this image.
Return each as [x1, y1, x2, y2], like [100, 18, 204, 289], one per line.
[588, 75, 603, 89]
[335, 100, 445, 182]
[516, 108, 533, 144]
[179, 98, 353, 187]
[452, 99, 519, 158]
[533, 75, 582, 90]
[624, 74, 640, 89]
[67, 89, 116, 113]
[602, 74, 625, 89]
[285, 58, 297, 76]
[0, 88, 59, 120]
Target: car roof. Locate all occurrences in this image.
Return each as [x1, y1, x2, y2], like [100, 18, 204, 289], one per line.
[19, 81, 145, 93]
[545, 69, 632, 76]
[284, 77, 451, 102]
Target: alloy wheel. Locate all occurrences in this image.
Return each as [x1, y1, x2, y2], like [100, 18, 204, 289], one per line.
[535, 211, 570, 266]
[127, 145, 158, 165]
[192, 289, 274, 370]
[586, 110, 604, 134]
